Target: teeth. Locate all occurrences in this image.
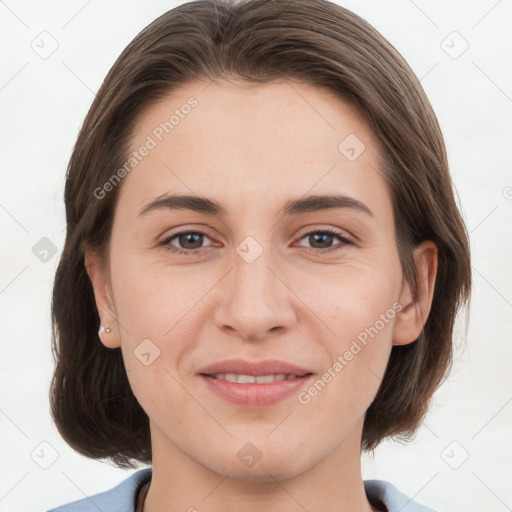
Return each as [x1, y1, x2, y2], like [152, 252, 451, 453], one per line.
[212, 373, 298, 383]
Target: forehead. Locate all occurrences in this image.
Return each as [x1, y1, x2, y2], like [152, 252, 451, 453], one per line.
[117, 78, 390, 220]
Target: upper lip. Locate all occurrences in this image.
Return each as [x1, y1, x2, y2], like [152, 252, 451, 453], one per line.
[197, 358, 313, 377]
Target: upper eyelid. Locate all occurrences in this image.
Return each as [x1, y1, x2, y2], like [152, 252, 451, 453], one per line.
[297, 226, 353, 240]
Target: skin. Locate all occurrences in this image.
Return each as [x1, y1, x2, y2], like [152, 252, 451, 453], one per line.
[85, 78, 437, 512]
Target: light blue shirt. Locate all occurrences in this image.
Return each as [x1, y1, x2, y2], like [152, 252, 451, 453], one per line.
[46, 468, 437, 511]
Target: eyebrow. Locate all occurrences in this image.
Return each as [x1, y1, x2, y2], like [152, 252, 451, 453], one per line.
[137, 193, 373, 218]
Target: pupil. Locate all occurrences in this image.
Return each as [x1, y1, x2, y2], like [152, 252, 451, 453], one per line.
[180, 233, 202, 249]
[311, 233, 333, 249]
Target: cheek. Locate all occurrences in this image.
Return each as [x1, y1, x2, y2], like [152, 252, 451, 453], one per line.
[296, 263, 400, 405]
[109, 255, 215, 406]
[110, 252, 212, 340]
[299, 259, 402, 342]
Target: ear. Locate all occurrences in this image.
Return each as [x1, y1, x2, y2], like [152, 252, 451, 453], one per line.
[83, 248, 121, 349]
[392, 240, 438, 346]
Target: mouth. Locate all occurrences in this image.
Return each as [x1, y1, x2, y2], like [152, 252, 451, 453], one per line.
[201, 373, 313, 384]
[196, 358, 313, 378]
[198, 370, 315, 407]
[196, 358, 315, 406]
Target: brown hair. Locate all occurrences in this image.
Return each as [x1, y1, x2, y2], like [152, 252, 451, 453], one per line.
[50, 0, 471, 468]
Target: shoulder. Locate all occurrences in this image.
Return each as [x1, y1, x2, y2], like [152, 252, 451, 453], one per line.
[45, 468, 152, 512]
[364, 479, 438, 512]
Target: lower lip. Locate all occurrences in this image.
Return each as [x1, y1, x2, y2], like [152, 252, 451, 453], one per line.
[199, 374, 314, 406]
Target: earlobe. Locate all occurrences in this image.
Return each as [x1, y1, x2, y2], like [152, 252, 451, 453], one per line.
[392, 241, 438, 346]
[83, 249, 121, 349]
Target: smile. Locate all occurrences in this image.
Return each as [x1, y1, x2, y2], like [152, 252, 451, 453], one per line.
[208, 373, 302, 383]
[200, 373, 314, 406]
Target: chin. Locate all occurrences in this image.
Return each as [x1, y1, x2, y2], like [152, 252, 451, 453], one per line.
[206, 444, 314, 484]
[219, 462, 306, 484]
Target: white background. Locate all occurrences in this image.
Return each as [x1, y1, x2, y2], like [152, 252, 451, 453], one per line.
[1, 1, 511, 511]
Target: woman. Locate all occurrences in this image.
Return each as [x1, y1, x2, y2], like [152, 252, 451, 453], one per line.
[47, 0, 471, 511]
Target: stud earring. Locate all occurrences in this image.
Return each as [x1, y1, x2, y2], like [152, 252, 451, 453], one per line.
[98, 325, 112, 335]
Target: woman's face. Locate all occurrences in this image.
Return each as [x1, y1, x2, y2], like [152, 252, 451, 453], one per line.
[87, 78, 433, 481]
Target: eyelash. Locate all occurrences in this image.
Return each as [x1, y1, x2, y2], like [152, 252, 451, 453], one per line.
[159, 227, 354, 256]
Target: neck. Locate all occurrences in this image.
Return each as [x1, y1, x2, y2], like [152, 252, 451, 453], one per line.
[143, 418, 380, 512]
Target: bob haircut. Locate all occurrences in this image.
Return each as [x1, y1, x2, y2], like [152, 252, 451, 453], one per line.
[50, 0, 471, 468]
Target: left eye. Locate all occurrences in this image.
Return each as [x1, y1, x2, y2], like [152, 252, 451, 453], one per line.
[296, 229, 352, 252]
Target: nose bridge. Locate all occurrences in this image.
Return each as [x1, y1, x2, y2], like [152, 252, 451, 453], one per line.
[234, 241, 277, 304]
[213, 235, 296, 339]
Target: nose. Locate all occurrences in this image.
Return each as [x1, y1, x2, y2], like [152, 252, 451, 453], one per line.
[213, 243, 297, 342]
